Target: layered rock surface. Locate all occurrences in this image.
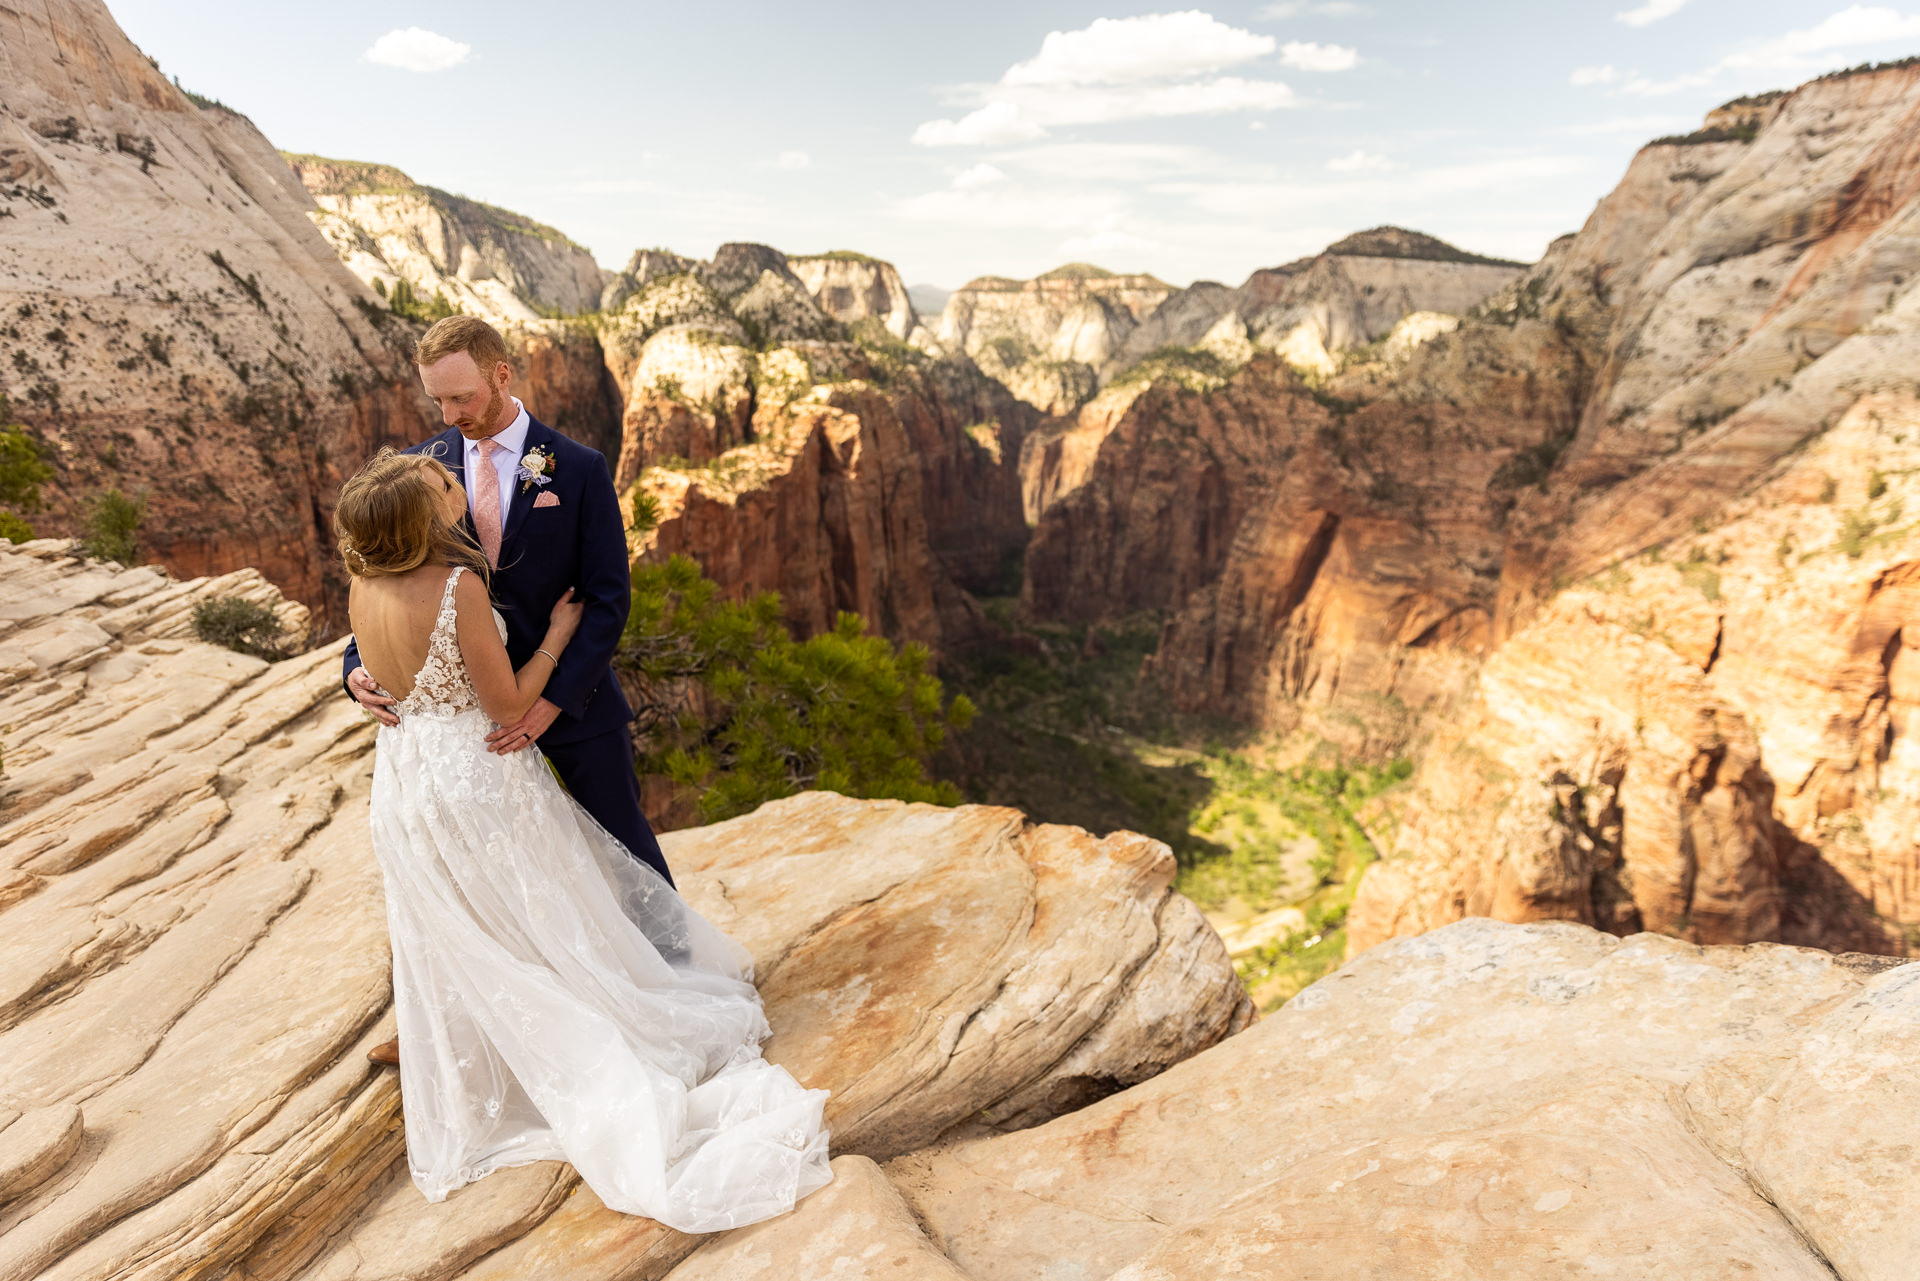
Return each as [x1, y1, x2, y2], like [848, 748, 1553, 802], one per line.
[889, 918, 1920, 1281]
[1003, 66, 1920, 961]
[788, 253, 922, 343]
[936, 232, 1521, 416]
[1344, 66, 1920, 956]
[287, 156, 621, 458]
[610, 248, 1035, 646]
[0, 0, 437, 631]
[1350, 389, 1920, 957]
[0, 540, 1248, 1281]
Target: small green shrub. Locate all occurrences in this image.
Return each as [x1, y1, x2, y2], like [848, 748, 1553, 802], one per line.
[81, 487, 146, 564]
[628, 490, 662, 535]
[0, 510, 33, 543]
[191, 595, 289, 660]
[0, 401, 53, 537]
[620, 555, 974, 823]
[388, 277, 457, 324]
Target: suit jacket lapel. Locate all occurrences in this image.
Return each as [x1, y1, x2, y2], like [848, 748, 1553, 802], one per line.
[499, 417, 553, 551]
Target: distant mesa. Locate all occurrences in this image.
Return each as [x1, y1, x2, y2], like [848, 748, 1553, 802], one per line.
[1321, 225, 1529, 269]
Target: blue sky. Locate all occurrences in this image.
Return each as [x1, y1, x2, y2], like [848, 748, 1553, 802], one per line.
[113, 2, 1920, 289]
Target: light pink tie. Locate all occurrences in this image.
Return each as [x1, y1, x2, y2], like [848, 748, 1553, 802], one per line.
[473, 439, 502, 568]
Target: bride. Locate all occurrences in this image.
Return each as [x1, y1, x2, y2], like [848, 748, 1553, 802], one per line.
[335, 447, 832, 1232]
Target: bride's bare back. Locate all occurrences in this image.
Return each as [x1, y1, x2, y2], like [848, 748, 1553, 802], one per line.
[350, 563, 582, 724]
[348, 565, 464, 702]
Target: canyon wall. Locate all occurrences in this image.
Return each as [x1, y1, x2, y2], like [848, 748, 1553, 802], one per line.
[288, 156, 622, 458]
[936, 231, 1524, 417]
[0, 0, 437, 635]
[607, 246, 1034, 647]
[1004, 69, 1920, 960]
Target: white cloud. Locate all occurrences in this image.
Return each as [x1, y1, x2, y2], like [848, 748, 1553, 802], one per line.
[914, 12, 1295, 146]
[913, 100, 1049, 147]
[1280, 41, 1359, 71]
[1616, 0, 1686, 27]
[775, 150, 812, 170]
[952, 162, 1007, 189]
[1257, 2, 1367, 16]
[1570, 64, 1618, 85]
[1719, 5, 1920, 71]
[1004, 12, 1273, 85]
[1621, 5, 1920, 95]
[1327, 149, 1393, 172]
[363, 27, 471, 73]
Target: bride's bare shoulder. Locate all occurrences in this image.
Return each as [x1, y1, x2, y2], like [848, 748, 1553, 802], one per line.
[452, 565, 490, 611]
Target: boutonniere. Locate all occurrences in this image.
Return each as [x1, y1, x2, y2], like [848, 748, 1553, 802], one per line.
[516, 446, 556, 493]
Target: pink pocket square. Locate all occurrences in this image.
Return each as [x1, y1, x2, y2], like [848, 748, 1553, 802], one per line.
[533, 491, 561, 509]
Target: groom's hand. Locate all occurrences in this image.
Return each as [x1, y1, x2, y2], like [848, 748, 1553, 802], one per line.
[488, 698, 560, 755]
[348, 666, 400, 727]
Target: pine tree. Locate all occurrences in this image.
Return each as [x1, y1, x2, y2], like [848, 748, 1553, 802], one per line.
[619, 555, 974, 823]
[0, 395, 53, 543]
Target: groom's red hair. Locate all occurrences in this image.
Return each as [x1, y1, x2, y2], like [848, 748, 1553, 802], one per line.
[414, 314, 510, 377]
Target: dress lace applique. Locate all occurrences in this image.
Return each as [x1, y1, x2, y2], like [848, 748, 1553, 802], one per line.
[394, 567, 483, 719]
[365, 565, 832, 1232]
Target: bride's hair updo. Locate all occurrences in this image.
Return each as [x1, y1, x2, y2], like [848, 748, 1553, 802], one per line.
[335, 447, 489, 582]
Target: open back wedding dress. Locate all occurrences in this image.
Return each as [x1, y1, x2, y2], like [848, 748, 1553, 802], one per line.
[365, 567, 832, 1232]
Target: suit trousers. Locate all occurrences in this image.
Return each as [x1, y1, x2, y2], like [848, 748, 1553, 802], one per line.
[538, 724, 675, 889]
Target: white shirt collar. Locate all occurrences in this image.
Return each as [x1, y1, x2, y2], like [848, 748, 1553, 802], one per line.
[467, 397, 530, 459]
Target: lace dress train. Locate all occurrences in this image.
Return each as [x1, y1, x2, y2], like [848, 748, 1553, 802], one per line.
[366, 567, 831, 1232]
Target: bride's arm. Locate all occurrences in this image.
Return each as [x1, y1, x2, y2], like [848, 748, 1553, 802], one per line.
[454, 571, 583, 725]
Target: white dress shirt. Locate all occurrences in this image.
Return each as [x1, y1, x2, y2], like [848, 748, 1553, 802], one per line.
[463, 397, 530, 531]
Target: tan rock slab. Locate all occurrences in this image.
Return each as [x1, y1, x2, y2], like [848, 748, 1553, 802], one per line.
[664, 1156, 969, 1281]
[0, 1105, 82, 1206]
[890, 919, 1907, 1281]
[0, 542, 1248, 1281]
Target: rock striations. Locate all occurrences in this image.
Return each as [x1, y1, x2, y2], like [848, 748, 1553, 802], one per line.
[15, 543, 1920, 1280]
[0, 540, 1250, 1281]
[1344, 65, 1920, 958]
[996, 66, 1920, 962]
[285, 156, 622, 458]
[0, 0, 437, 633]
[608, 244, 1036, 647]
[933, 233, 1522, 416]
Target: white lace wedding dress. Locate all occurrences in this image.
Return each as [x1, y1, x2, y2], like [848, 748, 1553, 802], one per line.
[365, 567, 832, 1232]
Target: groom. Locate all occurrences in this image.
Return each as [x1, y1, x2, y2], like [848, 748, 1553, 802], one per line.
[344, 316, 674, 894]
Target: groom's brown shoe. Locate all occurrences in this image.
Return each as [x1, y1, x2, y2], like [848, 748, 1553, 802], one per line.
[367, 1037, 400, 1067]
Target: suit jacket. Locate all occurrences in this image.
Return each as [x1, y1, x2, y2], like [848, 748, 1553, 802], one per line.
[341, 415, 634, 746]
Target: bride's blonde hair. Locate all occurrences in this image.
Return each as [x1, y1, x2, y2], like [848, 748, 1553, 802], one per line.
[335, 447, 490, 583]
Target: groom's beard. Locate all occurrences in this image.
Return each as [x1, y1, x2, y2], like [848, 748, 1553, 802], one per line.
[461, 384, 506, 437]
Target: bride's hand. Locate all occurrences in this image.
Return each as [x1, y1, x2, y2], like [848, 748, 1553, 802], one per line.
[545, 588, 584, 650]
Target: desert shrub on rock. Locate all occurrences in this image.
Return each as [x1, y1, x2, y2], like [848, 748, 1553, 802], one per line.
[80, 487, 145, 564]
[191, 595, 289, 661]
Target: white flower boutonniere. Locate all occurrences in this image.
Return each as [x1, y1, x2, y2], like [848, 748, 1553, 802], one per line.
[516, 446, 556, 493]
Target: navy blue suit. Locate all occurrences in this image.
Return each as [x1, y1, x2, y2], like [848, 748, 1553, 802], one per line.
[343, 415, 673, 886]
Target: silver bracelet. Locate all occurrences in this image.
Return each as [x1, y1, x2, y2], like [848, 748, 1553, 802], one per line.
[536, 647, 560, 666]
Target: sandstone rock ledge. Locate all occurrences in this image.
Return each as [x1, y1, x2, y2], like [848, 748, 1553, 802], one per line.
[0, 541, 1249, 1281]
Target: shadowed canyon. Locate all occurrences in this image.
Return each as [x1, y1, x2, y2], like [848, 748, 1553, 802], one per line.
[9, 0, 1920, 1276]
